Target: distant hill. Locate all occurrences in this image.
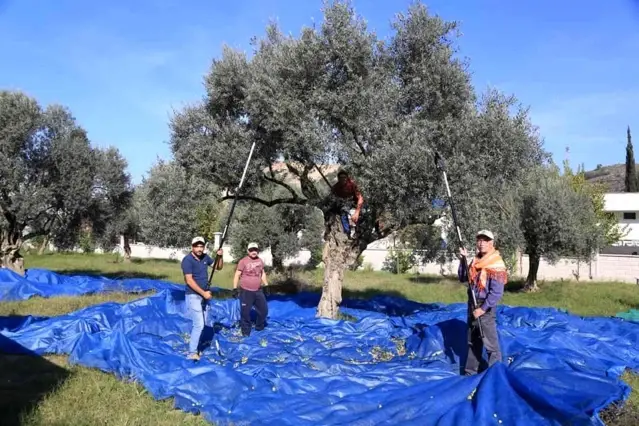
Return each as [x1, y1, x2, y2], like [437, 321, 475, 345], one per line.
[584, 164, 627, 192]
[267, 160, 630, 193]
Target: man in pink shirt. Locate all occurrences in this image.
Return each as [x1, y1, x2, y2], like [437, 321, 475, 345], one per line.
[233, 242, 270, 336]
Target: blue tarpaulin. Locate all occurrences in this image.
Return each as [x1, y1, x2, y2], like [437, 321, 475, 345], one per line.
[1, 269, 639, 425]
[0, 267, 183, 301]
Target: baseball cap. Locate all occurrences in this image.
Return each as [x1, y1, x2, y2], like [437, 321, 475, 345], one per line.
[191, 236, 206, 246]
[247, 242, 259, 250]
[476, 230, 494, 240]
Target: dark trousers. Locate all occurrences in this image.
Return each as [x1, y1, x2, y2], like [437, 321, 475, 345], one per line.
[465, 301, 502, 375]
[240, 288, 268, 336]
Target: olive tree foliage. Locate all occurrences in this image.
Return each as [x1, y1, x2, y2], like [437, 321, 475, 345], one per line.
[564, 161, 626, 247]
[83, 147, 136, 259]
[39, 147, 134, 256]
[228, 199, 325, 270]
[103, 196, 140, 261]
[515, 160, 625, 291]
[0, 90, 131, 274]
[27, 121, 96, 254]
[169, 1, 547, 318]
[136, 160, 221, 248]
[518, 165, 605, 291]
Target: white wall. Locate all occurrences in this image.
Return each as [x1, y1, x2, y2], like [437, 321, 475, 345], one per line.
[604, 193, 639, 242]
[124, 241, 311, 268]
[115, 237, 639, 284]
[30, 190, 639, 284]
[604, 193, 639, 212]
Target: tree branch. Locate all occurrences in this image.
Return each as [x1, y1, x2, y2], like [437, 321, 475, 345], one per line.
[285, 162, 303, 178]
[297, 163, 321, 201]
[264, 165, 300, 200]
[333, 116, 367, 156]
[21, 231, 44, 241]
[220, 195, 307, 207]
[312, 162, 333, 189]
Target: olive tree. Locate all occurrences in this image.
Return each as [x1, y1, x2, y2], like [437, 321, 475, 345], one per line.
[136, 159, 221, 248]
[229, 200, 325, 270]
[0, 90, 129, 274]
[519, 163, 621, 291]
[169, 1, 546, 318]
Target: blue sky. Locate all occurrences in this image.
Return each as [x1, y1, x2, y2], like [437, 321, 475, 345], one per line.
[1, 0, 638, 184]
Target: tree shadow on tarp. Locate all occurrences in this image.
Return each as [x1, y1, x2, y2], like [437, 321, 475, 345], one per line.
[409, 318, 487, 374]
[504, 280, 526, 293]
[0, 333, 70, 426]
[0, 315, 50, 331]
[54, 269, 170, 281]
[198, 324, 229, 352]
[408, 275, 457, 285]
[130, 258, 180, 265]
[169, 291, 235, 352]
[266, 289, 445, 317]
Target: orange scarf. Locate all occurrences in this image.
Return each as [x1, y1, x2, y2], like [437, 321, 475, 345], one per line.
[468, 249, 508, 291]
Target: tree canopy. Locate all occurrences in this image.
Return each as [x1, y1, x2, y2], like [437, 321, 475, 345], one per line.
[518, 164, 608, 290]
[168, 1, 548, 317]
[136, 159, 221, 248]
[0, 90, 131, 273]
[229, 201, 325, 269]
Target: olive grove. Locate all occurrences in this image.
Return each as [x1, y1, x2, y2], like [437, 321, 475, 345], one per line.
[0, 3, 619, 302]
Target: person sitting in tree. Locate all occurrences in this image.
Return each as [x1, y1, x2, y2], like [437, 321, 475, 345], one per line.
[331, 169, 365, 235]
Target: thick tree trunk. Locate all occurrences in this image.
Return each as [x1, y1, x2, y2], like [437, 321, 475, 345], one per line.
[270, 242, 284, 272]
[523, 253, 541, 292]
[1, 224, 26, 276]
[38, 234, 49, 255]
[1, 252, 25, 275]
[272, 255, 284, 272]
[123, 235, 132, 263]
[317, 214, 360, 319]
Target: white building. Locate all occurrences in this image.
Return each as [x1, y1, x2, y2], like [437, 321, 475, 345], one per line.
[602, 193, 639, 255]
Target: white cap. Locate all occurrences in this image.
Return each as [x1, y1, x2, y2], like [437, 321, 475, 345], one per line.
[191, 236, 206, 246]
[476, 230, 494, 240]
[247, 242, 259, 250]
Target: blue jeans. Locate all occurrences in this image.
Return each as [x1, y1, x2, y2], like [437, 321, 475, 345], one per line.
[186, 293, 209, 355]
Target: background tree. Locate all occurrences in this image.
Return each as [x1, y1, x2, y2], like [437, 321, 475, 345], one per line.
[136, 160, 221, 248]
[195, 200, 224, 243]
[625, 126, 638, 192]
[1, 90, 128, 274]
[519, 165, 604, 292]
[77, 147, 135, 255]
[169, 1, 547, 318]
[27, 122, 96, 254]
[564, 160, 626, 247]
[229, 201, 324, 270]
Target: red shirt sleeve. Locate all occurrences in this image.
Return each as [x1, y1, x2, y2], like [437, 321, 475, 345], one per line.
[236, 257, 245, 272]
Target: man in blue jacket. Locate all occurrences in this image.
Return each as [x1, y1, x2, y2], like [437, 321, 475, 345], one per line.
[181, 236, 224, 361]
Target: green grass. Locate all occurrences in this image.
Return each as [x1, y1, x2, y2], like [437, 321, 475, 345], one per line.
[1, 252, 639, 425]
